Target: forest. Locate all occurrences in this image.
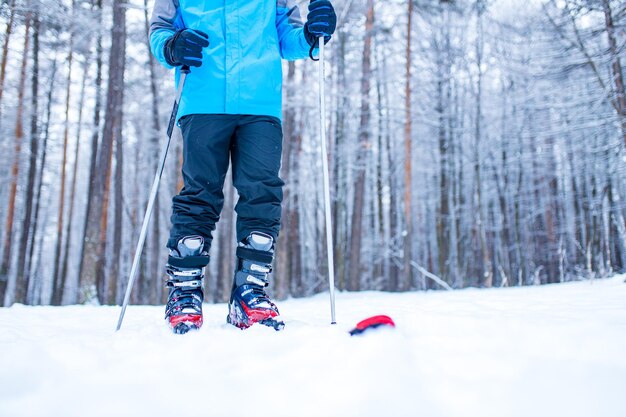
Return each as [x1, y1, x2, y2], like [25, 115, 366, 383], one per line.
[0, 0, 624, 306]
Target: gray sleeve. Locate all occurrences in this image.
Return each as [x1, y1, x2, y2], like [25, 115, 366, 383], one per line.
[149, 0, 182, 37]
[276, 0, 304, 28]
[149, 0, 183, 68]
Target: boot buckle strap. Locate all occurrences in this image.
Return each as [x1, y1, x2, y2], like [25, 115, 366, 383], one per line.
[236, 246, 273, 264]
[166, 279, 202, 288]
[167, 268, 203, 277]
[250, 263, 271, 273]
[246, 275, 268, 287]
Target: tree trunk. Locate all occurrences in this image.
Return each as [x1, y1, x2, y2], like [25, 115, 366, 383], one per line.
[104, 0, 126, 305]
[289, 64, 305, 296]
[402, 0, 414, 291]
[77, 0, 104, 296]
[276, 61, 297, 299]
[332, 31, 347, 290]
[289, 71, 304, 296]
[27, 55, 57, 304]
[435, 42, 449, 287]
[217, 176, 234, 302]
[14, 12, 39, 304]
[601, 0, 626, 146]
[110, 111, 124, 305]
[1, 14, 31, 306]
[51, 1, 76, 305]
[59, 57, 90, 304]
[474, 0, 493, 287]
[348, 0, 374, 291]
[374, 41, 386, 289]
[144, 0, 162, 304]
[0, 0, 16, 112]
[80, 0, 125, 303]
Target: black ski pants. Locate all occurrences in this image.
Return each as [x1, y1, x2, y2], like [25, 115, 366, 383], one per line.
[167, 114, 284, 252]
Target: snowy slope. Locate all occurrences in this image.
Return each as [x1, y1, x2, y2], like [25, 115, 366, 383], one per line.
[1, 277, 625, 417]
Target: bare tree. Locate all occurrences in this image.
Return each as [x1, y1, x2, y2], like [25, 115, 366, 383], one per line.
[77, 0, 103, 298]
[14, 10, 39, 304]
[403, 0, 414, 291]
[2, 13, 30, 305]
[59, 56, 90, 303]
[51, 0, 76, 305]
[0, 0, 16, 113]
[80, 0, 125, 303]
[348, 0, 374, 291]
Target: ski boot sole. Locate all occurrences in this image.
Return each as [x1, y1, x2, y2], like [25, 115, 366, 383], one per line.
[172, 322, 199, 334]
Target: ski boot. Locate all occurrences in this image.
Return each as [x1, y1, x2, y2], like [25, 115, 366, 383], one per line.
[165, 235, 209, 334]
[227, 232, 284, 331]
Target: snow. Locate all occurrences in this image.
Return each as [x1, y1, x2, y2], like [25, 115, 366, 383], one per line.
[1, 277, 626, 417]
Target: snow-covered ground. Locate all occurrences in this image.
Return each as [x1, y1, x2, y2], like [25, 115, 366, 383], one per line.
[1, 276, 625, 417]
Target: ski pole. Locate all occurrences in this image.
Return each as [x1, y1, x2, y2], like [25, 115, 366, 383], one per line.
[318, 37, 336, 325]
[116, 66, 191, 331]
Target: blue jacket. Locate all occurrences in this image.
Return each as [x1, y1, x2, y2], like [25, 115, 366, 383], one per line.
[149, 0, 313, 121]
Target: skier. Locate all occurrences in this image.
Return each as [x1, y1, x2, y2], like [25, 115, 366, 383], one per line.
[149, 0, 337, 333]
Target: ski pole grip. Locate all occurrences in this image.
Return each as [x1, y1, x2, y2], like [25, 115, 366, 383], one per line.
[181, 65, 190, 74]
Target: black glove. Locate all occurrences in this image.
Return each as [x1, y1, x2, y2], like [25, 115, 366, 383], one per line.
[303, 0, 337, 48]
[164, 29, 209, 67]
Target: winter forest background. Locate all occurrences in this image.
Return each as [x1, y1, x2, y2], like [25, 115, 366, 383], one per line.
[0, 0, 624, 307]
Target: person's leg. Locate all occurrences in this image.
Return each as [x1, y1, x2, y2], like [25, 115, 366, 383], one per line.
[227, 115, 285, 330]
[168, 114, 238, 252]
[165, 114, 236, 334]
[231, 115, 284, 243]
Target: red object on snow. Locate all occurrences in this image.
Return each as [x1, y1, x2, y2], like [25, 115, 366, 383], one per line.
[349, 315, 395, 336]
